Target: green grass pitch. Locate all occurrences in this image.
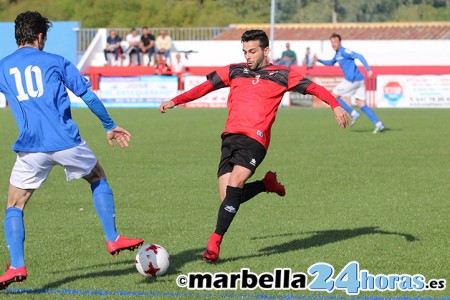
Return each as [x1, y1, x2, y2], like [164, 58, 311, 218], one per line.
[0, 107, 448, 299]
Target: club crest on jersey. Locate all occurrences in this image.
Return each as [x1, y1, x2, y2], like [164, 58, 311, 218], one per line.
[257, 130, 263, 137]
[252, 74, 261, 85]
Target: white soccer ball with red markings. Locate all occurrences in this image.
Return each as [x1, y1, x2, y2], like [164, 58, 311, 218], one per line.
[135, 244, 170, 277]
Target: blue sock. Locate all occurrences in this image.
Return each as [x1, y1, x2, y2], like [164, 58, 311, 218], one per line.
[4, 207, 25, 268]
[360, 105, 382, 125]
[91, 179, 118, 242]
[336, 97, 355, 114]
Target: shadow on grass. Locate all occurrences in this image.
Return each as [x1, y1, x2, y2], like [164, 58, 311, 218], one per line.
[41, 266, 137, 290]
[350, 127, 399, 133]
[42, 247, 204, 289]
[222, 226, 416, 263]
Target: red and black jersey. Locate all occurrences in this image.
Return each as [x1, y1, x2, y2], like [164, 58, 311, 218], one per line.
[172, 63, 339, 150]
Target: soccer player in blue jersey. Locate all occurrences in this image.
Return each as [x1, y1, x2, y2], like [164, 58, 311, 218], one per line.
[315, 33, 384, 133]
[0, 11, 143, 289]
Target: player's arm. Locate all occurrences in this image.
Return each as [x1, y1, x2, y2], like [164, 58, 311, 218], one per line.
[345, 50, 373, 77]
[316, 56, 336, 66]
[80, 89, 130, 147]
[159, 66, 231, 113]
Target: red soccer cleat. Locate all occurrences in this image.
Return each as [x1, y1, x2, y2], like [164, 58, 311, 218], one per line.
[262, 171, 286, 197]
[106, 235, 144, 256]
[203, 232, 223, 263]
[0, 264, 27, 290]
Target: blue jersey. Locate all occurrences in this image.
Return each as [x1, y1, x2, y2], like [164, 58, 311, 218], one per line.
[318, 47, 371, 83]
[0, 47, 91, 152]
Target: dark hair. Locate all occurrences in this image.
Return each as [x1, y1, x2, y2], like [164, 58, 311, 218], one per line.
[15, 11, 52, 46]
[241, 30, 269, 49]
[330, 33, 341, 41]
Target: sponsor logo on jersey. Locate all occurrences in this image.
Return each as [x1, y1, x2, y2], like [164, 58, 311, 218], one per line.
[250, 159, 256, 166]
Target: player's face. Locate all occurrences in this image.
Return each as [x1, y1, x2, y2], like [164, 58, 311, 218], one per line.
[330, 37, 341, 51]
[242, 40, 269, 70]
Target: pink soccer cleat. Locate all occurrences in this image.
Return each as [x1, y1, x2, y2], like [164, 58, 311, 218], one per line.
[106, 235, 144, 256]
[203, 232, 223, 263]
[0, 263, 27, 290]
[262, 171, 286, 197]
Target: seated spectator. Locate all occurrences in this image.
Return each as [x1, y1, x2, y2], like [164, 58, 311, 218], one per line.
[140, 27, 155, 66]
[171, 53, 186, 74]
[153, 53, 170, 75]
[103, 30, 122, 65]
[275, 42, 297, 68]
[156, 30, 172, 63]
[302, 46, 315, 69]
[124, 28, 141, 65]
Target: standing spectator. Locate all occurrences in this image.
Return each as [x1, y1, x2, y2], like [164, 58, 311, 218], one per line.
[156, 29, 172, 62]
[103, 30, 122, 65]
[315, 33, 384, 133]
[125, 28, 141, 65]
[171, 52, 186, 74]
[302, 47, 315, 69]
[140, 27, 155, 66]
[275, 42, 297, 67]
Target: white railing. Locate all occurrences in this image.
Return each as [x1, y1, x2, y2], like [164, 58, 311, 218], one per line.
[77, 27, 228, 59]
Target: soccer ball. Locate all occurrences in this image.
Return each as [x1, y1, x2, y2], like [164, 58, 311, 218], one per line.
[135, 244, 170, 277]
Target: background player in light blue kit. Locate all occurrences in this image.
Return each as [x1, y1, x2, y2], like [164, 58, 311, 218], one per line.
[0, 11, 143, 289]
[315, 33, 384, 133]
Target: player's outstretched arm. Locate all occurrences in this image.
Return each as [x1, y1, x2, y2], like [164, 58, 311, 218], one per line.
[107, 126, 131, 148]
[159, 80, 215, 114]
[159, 100, 175, 113]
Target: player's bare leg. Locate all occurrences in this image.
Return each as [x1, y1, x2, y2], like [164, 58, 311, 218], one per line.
[0, 185, 34, 290]
[218, 172, 231, 201]
[84, 163, 143, 256]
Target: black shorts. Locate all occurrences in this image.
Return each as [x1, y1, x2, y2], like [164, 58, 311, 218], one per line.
[217, 134, 267, 178]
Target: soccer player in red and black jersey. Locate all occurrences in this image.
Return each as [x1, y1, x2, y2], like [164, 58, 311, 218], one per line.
[159, 30, 349, 263]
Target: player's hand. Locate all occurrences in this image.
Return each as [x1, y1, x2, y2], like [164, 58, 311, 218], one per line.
[333, 106, 350, 128]
[313, 54, 318, 62]
[367, 70, 373, 78]
[107, 126, 131, 148]
[159, 100, 175, 113]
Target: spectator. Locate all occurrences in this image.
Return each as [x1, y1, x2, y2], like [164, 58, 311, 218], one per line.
[125, 28, 141, 65]
[139, 27, 155, 66]
[153, 53, 170, 75]
[156, 29, 172, 62]
[275, 42, 297, 68]
[103, 30, 122, 65]
[171, 52, 186, 74]
[302, 47, 315, 69]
